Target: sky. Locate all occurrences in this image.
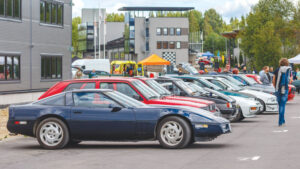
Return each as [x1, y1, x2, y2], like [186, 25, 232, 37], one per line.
[72, 0, 299, 22]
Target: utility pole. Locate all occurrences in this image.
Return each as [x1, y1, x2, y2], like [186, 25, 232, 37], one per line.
[98, 3, 101, 59]
[94, 15, 97, 59]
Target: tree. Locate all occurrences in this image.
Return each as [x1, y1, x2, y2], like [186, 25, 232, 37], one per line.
[106, 13, 124, 22]
[72, 17, 82, 58]
[240, 0, 298, 69]
[253, 21, 282, 69]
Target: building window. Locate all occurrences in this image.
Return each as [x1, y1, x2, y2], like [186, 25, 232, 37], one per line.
[0, 55, 20, 81]
[163, 42, 168, 49]
[41, 56, 62, 79]
[40, 0, 63, 26]
[156, 28, 161, 36]
[145, 27, 149, 37]
[146, 41, 149, 51]
[169, 42, 175, 49]
[176, 42, 181, 49]
[157, 41, 162, 49]
[0, 0, 21, 19]
[169, 28, 175, 35]
[163, 28, 168, 35]
[176, 28, 181, 35]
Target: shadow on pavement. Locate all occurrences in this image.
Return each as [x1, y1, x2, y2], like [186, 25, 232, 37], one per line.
[11, 142, 233, 150]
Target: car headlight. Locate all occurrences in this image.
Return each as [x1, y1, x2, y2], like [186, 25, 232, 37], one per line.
[267, 97, 277, 104]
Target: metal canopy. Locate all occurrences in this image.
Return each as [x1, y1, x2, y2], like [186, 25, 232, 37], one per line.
[118, 7, 194, 11]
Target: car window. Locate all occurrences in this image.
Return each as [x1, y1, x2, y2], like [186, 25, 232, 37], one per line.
[100, 83, 114, 90]
[73, 92, 120, 108]
[36, 94, 65, 106]
[64, 83, 96, 91]
[116, 83, 141, 99]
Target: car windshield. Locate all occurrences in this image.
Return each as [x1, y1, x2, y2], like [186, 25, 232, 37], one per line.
[222, 76, 245, 86]
[186, 82, 209, 95]
[131, 80, 160, 100]
[104, 91, 149, 108]
[145, 79, 171, 96]
[198, 78, 223, 90]
[218, 78, 243, 91]
[241, 75, 258, 85]
[175, 80, 199, 96]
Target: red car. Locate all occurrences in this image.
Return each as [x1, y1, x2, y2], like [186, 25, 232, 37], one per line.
[39, 78, 216, 112]
[246, 74, 296, 101]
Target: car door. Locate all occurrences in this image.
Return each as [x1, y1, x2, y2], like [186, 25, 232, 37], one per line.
[69, 91, 136, 140]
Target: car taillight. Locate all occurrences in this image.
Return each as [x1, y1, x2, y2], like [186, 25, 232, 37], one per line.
[227, 102, 232, 108]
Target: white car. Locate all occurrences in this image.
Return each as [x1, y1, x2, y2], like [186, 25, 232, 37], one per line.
[182, 77, 262, 122]
[229, 96, 262, 121]
[211, 77, 278, 113]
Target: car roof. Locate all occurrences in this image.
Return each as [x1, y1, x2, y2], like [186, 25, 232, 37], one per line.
[156, 76, 181, 81]
[60, 77, 139, 83]
[68, 89, 114, 93]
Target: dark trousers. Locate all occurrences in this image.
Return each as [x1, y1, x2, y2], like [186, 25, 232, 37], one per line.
[276, 92, 288, 126]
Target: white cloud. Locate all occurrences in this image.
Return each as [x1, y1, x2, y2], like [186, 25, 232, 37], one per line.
[216, 0, 259, 22]
[72, 0, 84, 17]
[106, 2, 127, 14]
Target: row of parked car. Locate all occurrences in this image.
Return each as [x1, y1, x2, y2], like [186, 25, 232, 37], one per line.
[7, 73, 296, 150]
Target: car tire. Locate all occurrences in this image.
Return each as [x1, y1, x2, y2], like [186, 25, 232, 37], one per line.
[36, 118, 69, 150]
[157, 116, 191, 149]
[256, 99, 265, 114]
[230, 107, 243, 122]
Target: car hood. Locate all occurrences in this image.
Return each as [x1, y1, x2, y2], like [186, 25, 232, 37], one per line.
[151, 105, 228, 123]
[219, 90, 255, 99]
[230, 96, 259, 106]
[241, 89, 276, 100]
[148, 99, 207, 108]
[245, 85, 275, 94]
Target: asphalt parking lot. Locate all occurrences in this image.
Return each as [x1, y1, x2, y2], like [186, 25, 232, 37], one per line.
[0, 96, 300, 169]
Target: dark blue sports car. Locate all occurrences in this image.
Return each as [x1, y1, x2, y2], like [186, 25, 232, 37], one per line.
[7, 89, 231, 149]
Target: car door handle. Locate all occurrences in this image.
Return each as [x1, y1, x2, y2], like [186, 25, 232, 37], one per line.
[74, 111, 82, 114]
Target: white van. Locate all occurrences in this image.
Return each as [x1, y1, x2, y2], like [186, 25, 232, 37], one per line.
[72, 59, 110, 78]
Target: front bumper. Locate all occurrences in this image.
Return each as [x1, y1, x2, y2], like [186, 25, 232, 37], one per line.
[193, 123, 231, 141]
[265, 104, 279, 112]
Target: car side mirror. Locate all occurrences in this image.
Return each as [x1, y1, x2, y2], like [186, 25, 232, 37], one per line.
[133, 95, 143, 101]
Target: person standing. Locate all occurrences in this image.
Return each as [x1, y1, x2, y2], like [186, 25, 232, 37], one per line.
[74, 69, 83, 79]
[199, 59, 205, 71]
[273, 58, 292, 127]
[296, 68, 300, 80]
[242, 66, 247, 74]
[89, 69, 97, 79]
[260, 66, 271, 85]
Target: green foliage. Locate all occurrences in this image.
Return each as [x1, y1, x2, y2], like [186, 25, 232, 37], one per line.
[72, 17, 82, 58]
[106, 13, 124, 22]
[241, 0, 299, 70]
